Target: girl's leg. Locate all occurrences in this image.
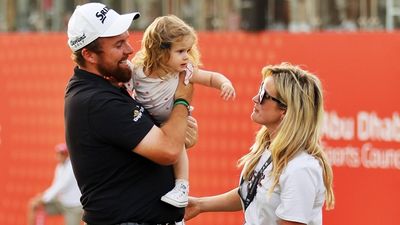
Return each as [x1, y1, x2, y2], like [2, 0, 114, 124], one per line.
[161, 146, 189, 208]
[173, 146, 189, 182]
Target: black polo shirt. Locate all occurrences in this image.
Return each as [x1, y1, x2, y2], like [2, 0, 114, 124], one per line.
[65, 67, 183, 225]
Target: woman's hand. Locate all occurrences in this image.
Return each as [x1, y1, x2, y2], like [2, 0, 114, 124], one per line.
[184, 197, 202, 221]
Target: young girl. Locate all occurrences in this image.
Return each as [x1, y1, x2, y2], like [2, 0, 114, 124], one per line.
[126, 15, 236, 208]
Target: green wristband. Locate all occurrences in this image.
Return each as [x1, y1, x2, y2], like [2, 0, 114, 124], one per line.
[174, 98, 190, 114]
[174, 98, 189, 106]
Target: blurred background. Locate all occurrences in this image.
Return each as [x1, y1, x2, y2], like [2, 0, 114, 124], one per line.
[2, 0, 400, 32]
[0, 0, 399, 225]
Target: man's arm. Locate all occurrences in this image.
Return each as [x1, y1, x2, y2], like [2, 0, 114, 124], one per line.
[41, 166, 62, 203]
[133, 72, 194, 165]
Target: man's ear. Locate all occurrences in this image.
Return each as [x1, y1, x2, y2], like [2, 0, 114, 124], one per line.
[81, 48, 96, 64]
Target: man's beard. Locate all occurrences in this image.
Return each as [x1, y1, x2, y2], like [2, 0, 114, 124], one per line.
[97, 60, 132, 83]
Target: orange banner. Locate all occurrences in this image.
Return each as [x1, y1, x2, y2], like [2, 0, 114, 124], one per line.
[0, 32, 399, 225]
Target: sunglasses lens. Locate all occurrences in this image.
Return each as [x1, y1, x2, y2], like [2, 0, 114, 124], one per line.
[257, 82, 287, 107]
[258, 85, 265, 103]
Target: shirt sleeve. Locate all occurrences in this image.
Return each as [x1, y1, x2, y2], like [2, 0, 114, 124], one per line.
[42, 164, 68, 203]
[275, 166, 320, 223]
[184, 63, 194, 85]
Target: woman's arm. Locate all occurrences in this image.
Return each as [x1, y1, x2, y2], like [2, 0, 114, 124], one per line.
[185, 187, 242, 221]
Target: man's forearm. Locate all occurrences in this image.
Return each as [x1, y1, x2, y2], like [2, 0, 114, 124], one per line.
[161, 104, 189, 153]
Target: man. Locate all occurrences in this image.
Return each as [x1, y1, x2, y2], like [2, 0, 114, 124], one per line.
[27, 143, 82, 225]
[65, 2, 195, 225]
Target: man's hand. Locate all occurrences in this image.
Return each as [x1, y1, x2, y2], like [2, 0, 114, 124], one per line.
[175, 71, 194, 104]
[185, 116, 198, 148]
[30, 193, 44, 210]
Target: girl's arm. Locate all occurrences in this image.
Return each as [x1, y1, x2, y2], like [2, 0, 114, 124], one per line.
[190, 69, 236, 100]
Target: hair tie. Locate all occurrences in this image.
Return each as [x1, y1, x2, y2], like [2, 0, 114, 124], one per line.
[160, 42, 171, 49]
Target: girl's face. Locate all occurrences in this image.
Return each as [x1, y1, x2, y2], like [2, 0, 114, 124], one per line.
[166, 36, 194, 73]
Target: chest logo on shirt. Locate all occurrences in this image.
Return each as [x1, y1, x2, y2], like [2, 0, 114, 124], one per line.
[132, 106, 144, 122]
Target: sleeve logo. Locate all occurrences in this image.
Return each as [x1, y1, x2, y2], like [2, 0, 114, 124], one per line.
[132, 106, 144, 122]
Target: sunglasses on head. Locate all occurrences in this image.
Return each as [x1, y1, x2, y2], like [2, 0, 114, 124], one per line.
[258, 82, 287, 108]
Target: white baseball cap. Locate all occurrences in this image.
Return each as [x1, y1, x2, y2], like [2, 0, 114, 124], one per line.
[67, 2, 140, 52]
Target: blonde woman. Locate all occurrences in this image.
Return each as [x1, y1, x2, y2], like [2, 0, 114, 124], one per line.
[126, 15, 236, 208]
[185, 63, 334, 225]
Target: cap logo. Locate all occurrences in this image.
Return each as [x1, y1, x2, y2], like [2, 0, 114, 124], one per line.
[70, 33, 87, 49]
[96, 6, 110, 24]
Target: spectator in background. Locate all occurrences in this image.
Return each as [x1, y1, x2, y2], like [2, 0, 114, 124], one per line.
[288, 0, 319, 32]
[185, 63, 335, 225]
[27, 143, 82, 225]
[335, 0, 359, 30]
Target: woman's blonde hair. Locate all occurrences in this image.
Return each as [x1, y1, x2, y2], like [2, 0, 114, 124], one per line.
[238, 62, 335, 210]
[132, 15, 201, 77]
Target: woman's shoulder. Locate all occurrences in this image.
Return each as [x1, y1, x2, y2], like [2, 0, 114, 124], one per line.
[279, 151, 324, 190]
[284, 151, 322, 174]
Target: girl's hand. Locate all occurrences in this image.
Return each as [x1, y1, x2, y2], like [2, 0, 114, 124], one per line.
[220, 82, 236, 100]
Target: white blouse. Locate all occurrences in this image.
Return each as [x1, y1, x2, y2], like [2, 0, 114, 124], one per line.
[240, 150, 325, 225]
